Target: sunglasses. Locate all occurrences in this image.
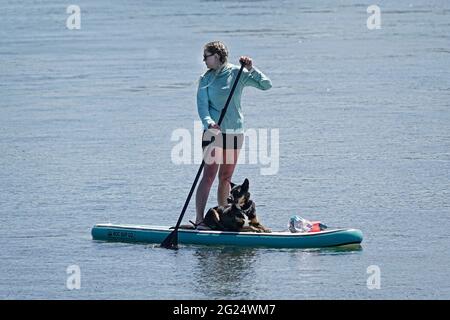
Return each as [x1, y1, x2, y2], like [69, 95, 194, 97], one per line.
[203, 53, 215, 61]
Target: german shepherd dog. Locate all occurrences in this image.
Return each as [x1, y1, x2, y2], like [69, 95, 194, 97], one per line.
[203, 178, 271, 233]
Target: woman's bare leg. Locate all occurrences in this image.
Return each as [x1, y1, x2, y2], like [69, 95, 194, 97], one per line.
[195, 148, 219, 224]
[217, 148, 240, 206]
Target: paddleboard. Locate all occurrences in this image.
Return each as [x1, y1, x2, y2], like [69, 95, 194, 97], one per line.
[91, 224, 363, 248]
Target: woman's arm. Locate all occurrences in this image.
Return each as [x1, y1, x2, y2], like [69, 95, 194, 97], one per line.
[197, 75, 216, 129]
[239, 56, 272, 90]
[242, 66, 272, 90]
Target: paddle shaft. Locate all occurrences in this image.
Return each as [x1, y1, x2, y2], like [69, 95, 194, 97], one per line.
[161, 62, 245, 249]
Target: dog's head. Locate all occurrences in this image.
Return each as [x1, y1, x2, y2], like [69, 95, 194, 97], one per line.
[227, 178, 251, 209]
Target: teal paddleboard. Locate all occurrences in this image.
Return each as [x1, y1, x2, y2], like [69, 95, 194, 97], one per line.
[91, 224, 363, 248]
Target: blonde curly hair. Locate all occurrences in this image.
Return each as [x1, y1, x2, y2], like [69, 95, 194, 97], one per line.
[204, 41, 228, 64]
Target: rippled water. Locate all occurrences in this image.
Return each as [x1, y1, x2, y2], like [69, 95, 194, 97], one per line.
[1, 0, 449, 299]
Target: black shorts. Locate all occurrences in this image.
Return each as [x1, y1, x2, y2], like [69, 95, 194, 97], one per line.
[202, 131, 244, 150]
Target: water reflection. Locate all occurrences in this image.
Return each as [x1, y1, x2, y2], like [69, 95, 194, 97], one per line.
[187, 243, 362, 298]
[305, 244, 363, 255]
[190, 246, 259, 298]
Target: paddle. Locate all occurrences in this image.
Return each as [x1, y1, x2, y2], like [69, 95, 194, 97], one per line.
[161, 61, 245, 249]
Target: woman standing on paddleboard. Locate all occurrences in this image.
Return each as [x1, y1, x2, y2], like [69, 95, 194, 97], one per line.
[195, 41, 272, 228]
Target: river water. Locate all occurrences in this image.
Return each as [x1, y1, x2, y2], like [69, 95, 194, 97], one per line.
[1, 0, 449, 299]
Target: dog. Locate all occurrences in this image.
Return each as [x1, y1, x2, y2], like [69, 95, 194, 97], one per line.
[202, 178, 271, 233]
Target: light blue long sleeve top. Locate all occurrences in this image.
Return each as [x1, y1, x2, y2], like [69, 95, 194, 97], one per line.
[197, 63, 272, 133]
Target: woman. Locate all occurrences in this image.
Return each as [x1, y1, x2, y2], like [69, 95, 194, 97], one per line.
[195, 41, 272, 228]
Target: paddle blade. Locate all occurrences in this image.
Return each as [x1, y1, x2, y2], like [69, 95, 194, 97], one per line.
[160, 229, 179, 249]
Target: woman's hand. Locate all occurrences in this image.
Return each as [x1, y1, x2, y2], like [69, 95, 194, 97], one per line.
[208, 123, 221, 131]
[239, 56, 253, 70]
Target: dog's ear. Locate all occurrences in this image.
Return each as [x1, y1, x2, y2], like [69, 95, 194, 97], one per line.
[230, 182, 236, 189]
[242, 178, 249, 192]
